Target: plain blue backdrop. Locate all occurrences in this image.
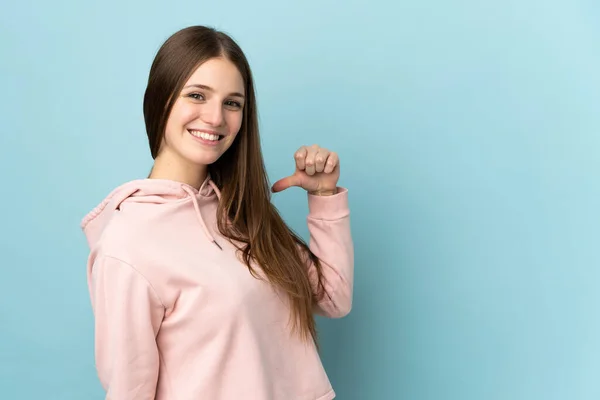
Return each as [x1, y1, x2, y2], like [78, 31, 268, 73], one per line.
[1, 1, 599, 399]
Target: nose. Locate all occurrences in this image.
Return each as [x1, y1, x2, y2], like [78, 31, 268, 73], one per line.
[200, 101, 224, 127]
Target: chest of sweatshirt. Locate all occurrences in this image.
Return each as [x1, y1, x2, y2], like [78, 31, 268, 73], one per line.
[100, 195, 290, 337]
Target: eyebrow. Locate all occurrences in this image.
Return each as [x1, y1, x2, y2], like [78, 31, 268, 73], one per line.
[183, 84, 245, 99]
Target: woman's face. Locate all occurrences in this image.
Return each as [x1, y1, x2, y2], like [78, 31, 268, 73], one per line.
[160, 57, 245, 168]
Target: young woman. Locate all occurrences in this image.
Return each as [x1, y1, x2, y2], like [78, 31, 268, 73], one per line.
[81, 25, 354, 400]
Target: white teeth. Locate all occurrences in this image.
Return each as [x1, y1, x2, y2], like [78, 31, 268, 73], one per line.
[189, 130, 220, 141]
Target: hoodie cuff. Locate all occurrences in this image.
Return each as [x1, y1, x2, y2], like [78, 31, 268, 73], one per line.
[307, 187, 349, 220]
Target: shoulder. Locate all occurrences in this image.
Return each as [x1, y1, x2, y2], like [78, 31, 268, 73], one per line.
[95, 207, 160, 267]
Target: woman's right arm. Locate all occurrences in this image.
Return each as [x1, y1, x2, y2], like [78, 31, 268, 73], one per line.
[89, 255, 165, 399]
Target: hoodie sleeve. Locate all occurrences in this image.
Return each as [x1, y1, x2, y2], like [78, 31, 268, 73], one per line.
[89, 255, 165, 399]
[305, 187, 354, 318]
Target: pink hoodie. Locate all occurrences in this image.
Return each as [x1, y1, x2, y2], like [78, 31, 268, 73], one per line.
[81, 176, 354, 400]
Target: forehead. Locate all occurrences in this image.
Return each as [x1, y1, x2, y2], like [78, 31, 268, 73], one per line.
[185, 57, 245, 94]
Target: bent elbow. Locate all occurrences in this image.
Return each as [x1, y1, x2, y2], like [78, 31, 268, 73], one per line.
[334, 298, 352, 318]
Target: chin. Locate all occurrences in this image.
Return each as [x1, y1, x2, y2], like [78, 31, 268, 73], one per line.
[184, 152, 222, 167]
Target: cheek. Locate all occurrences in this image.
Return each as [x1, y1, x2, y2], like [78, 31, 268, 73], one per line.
[167, 103, 197, 132]
[226, 112, 244, 135]
[177, 106, 198, 126]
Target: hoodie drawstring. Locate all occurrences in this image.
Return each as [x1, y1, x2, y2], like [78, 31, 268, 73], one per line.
[182, 182, 223, 250]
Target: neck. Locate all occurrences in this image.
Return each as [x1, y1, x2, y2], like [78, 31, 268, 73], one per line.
[148, 152, 208, 189]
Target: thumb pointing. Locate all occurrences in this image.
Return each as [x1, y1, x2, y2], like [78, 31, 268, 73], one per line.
[271, 175, 301, 193]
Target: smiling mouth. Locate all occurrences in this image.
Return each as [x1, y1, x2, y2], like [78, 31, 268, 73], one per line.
[187, 129, 225, 141]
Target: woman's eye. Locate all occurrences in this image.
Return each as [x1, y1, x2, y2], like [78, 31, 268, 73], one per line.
[188, 93, 204, 100]
[225, 100, 242, 109]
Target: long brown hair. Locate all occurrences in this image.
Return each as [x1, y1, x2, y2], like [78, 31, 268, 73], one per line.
[143, 26, 326, 345]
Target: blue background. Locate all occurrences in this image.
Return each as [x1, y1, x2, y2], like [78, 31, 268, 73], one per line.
[1, 1, 599, 399]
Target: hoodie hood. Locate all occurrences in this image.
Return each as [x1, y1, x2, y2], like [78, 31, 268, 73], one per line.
[81, 175, 223, 250]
